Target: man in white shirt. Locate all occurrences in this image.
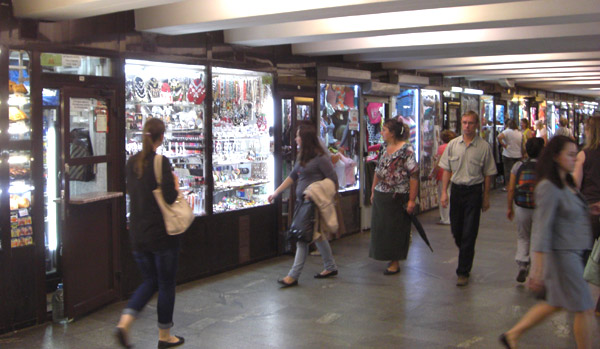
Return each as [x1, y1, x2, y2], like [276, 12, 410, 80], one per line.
[498, 119, 523, 191]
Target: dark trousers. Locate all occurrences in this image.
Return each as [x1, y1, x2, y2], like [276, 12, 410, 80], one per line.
[125, 243, 180, 328]
[450, 183, 483, 277]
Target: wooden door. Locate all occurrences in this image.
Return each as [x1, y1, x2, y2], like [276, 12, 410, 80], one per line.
[61, 87, 120, 319]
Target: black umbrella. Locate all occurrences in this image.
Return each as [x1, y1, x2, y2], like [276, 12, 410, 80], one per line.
[409, 213, 433, 252]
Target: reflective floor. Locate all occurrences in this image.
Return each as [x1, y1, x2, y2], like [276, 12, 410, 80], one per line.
[1, 189, 599, 348]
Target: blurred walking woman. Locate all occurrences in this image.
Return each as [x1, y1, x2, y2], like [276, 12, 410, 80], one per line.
[268, 122, 339, 287]
[115, 118, 184, 348]
[500, 136, 596, 349]
[370, 118, 418, 275]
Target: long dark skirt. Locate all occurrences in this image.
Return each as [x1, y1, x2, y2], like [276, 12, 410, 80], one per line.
[369, 190, 411, 261]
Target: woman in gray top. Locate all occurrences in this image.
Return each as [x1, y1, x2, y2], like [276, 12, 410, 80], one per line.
[500, 136, 598, 349]
[268, 122, 339, 287]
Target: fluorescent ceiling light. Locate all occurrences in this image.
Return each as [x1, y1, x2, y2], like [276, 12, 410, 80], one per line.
[451, 86, 463, 93]
[463, 88, 484, 95]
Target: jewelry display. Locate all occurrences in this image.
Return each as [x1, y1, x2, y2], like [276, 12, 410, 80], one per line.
[125, 60, 207, 216]
[212, 68, 274, 213]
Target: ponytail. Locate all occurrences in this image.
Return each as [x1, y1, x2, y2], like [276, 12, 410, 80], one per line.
[134, 118, 165, 178]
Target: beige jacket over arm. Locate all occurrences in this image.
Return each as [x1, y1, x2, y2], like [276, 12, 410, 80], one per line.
[304, 178, 338, 241]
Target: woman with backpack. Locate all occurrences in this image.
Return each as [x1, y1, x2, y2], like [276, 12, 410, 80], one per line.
[506, 137, 545, 282]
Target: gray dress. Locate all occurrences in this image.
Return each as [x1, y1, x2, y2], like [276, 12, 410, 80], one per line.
[369, 143, 418, 261]
[532, 180, 594, 311]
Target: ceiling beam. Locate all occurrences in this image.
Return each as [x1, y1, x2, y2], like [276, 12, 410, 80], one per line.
[381, 52, 600, 70]
[225, 0, 600, 46]
[11, 0, 182, 21]
[345, 38, 599, 62]
[293, 22, 600, 55]
[415, 60, 600, 73]
[135, 0, 520, 35]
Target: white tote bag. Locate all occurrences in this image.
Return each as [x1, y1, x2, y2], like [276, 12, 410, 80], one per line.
[152, 155, 194, 235]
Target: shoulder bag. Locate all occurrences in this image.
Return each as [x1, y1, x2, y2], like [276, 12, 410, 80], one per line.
[152, 154, 194, 235]
[584, 237, 600, 287]
[288, 199, 315, 243]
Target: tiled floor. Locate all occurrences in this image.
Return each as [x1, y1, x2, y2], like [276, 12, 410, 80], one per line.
[1, 189, 599, 348]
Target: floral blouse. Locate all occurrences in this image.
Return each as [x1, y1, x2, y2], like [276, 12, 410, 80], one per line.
[374, 143, 418, 194]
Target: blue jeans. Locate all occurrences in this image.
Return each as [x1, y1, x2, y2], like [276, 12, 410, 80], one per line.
[123, 244, 180, 329]
[288, 239, 337, 280]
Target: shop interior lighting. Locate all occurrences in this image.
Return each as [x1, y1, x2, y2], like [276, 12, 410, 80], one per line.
[8, 181, 33, 194]
[8, 122, 29, 135]
[47, 120, 58, 252]
[451, 86, 463, 93]
[8, 95, 29, 107]
[125, 59, 205, 78]
[463, 88, 484, 95]
[8, 155, 29, 164]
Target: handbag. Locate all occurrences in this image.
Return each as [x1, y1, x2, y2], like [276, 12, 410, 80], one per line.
[287, 199, 315, 243]
[583, 238, 600, 286]
[152, 154, 194, 235]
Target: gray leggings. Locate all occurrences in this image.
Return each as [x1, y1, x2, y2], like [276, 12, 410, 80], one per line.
[288, 239, 337, 280]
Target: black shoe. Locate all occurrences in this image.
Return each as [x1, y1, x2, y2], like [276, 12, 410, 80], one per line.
[498, 333, 514, 349]
[115, 327, 133, 348]
[157, 335, 184, 349]
[516, 268, 528, 283]
[277, 278, 298, 288]
[314, 270, 338, 279]
[383, 268, 400, 275]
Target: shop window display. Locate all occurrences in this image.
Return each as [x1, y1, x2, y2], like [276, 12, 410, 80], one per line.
[41, 53, 112, 77]
[419, 90, 442, 211]
[6, 50, 34, 249]
[125, 60, 207, 216]
[460, 94, 480, 121]
[395, 89, 419, 158]
[8, 50, 31, 141]
[212, 67, 274, 213]
[319, 83, 359, 191]
[9, 151, 34, 248]
[480, 95, 495, 146]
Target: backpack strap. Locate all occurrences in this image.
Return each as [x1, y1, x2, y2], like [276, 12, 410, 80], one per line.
[153, 154, 163, 187]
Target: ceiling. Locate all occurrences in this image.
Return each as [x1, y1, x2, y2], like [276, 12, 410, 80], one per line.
[12, 0, 600, 98]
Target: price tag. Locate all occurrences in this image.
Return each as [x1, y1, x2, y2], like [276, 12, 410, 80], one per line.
[348, 109, 359, 131]
[18, 208, 29, 217]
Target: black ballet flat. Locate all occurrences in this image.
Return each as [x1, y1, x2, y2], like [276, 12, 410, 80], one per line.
[498, 333, 513, 349]
[115, 327, 133, 348]
[314, 270, 338, 279]
[383, 268, 400, 275]
[277, 278, 298, 288]
[157, 335, 184, 349]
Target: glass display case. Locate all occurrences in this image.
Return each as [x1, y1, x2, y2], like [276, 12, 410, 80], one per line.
[442, 91, 461, 134]
[42, 89, 60, 273]
[211, 67, 274, 213]
[395, 88, 419, 156]
[319, 83, 359, 192]
[419, 89, 442, 211]
[480, 95, 495, 145]
[125, 59, 207, 216]
[8, 50, 31, 141]
[7, 50, 34, 249]
[460, 93, 480, 120]
[9, 150, 34, 248]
